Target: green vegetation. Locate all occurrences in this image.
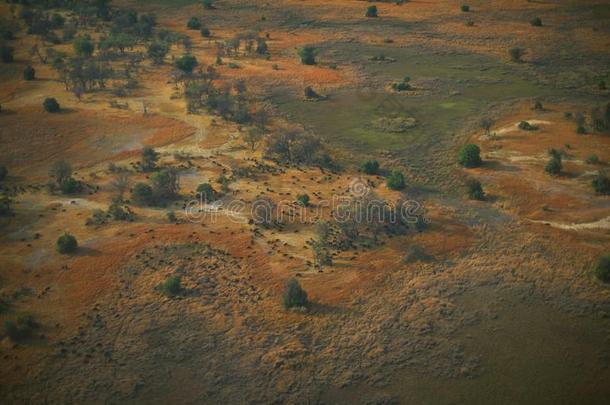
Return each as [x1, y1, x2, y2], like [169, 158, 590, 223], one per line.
[175, 54, 198, 73]
[141, 146, 159, 172]
[458, 144, 482, 168]
[599, 80, 607, 90]
[43, 97, 60, 113]
[509, 47, 525, 62]
[4, 316, 38, 342]
[391, 76, 412, 91]
[197, 183, 218, 202]
[386, 171, 406, 190]
[461, 5, 470, 12]
[298, 47, 317, 65]
[585, 154, 600, 165]
[187, 17, 202, 30]
[132, 183, 154, 205]
[361, 160, 380, 175]
[365, 6, 378, 18]
[518, 121, 538, 131]
[151, 168, 180, 201]
[49, 160, 82, 194]
[23, 65, 35, 80]
[1, 45, 14, 63]
[202, 0, 214, 10]
[283, 278, 308, 309]
[147, 42, 169, 64]
[530, 17, 542, 27]
[159, 275, 182, 296]
[594, 254, 610, 283]
[296, 193, 310, 207]
[0, 166, 7, 182]
[545, 154, 562, 176]
[167, 211, 177, 222]
[592, 171, 610, 195]
[466, 178, 485, 200]
[201, 27, 211, 38]
[73, 37, 95, 57]
[56, 232, 78, 254]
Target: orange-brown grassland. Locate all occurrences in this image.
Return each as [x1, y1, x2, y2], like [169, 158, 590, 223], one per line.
[1, 0, 609, 404]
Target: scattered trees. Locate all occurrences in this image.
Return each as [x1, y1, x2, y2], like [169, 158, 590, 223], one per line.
[283, 278, 308, 309]
[43, 97, 60, 112]
[56, 232, 78, 254]
[458, 144, 482, 168]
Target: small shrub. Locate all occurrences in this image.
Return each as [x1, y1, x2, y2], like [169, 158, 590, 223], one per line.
[4, 316, 37, 341]
[187, 17, 202, 30]
[23, 65, 36, 80]
[365, 5, 378, 17]
[361, 160, 380, 175]
[466, 179, 485, 200]
[56, 232, 78, 254]
[585, 154, 600, 165]
[386, 171, 406, 190]
[0, 166, 7, 181]
[73, 37, 94, 57]
[43, 97, 60, 113]
[296, 193, 310, 207]
[167, 211, 177, 222]
[509, 47, 525, 62]
[592, 171, 610, 195]
[530, 17, 542, 27]
[404, 246, 434, 263]
[200, 27, 211, 37]
[576, 125, 586, 134]
[202, 0, 214, 9]
[594, 255, 610, 283]
[283, 278, 308, 309]
[518, 121, 538, 131]
[465, 20, 475, 27]
[599, 80, 607, 90]
[159, 275, 182, 296]
[545, 156, 562, 176]
[60, 177, 82, 194]
[461, 5, 470, 12]
[298, 47, 317, 65]
[141, 146, 159, 172]
[458, 144, 482, 168]
[533, 100, 543, 110]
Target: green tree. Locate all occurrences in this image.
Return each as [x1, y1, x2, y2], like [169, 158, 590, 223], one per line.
[23, 65, 35, 80]
[545, 156, 562, 176]
[594, 254, 610, 283]
[73, 37, 95, 57]
[361, 160, 380, 175]
[296, 193, 310, 206]
[592, 171, 610, 195]
[49, 160, 72, 187]
[282, 278, 308, 309]
[141, 146, 159, 172]
[132, 182, 154, 205]
[0, 166, 7, 182]
[386, 171, 406, 190]
[365, 5, 378, 17]
[466, 179, 485, 200]
[56, 232, 78, 254]
[148, 42, 169, 65]
[530, 17, 542, 27]
[298, 47, 317, 65]
[175, 54, 198, 73]
[187, 17, 201, 30]
[202, 0, 214, 10]
[151, 168, 180, 200]
[197, 183, 217, 202]
[509, 47, 525, 62]
[159, 275, 182, 296]
[458, 144, 482, 168]
[43, 97, 60, 113]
